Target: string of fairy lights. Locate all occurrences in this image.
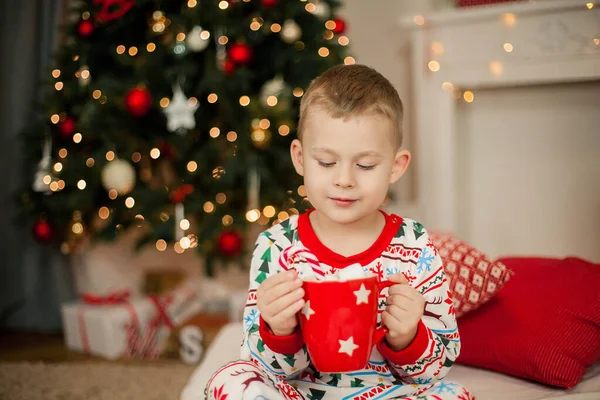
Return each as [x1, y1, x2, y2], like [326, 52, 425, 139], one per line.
[413, 1, 599, 103]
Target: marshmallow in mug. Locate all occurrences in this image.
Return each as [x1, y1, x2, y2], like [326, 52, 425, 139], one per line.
[303, 263, 371, 282]
[338, 263, 369, 281]
[295, 263, 321, 280]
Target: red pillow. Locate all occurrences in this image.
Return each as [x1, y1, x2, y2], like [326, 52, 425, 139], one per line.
[457, 257, 600, 388]
[430, 232, 513, 317]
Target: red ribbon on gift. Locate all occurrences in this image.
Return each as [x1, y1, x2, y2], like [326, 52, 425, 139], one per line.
[77, 289, 138, 355]
[143, 286, 198, 358]
[81, 289, 131, 305]
[127, 294, 175, 359]
[148, 294, 175, 329]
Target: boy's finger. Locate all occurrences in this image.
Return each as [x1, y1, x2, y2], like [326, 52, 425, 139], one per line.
[276, 298, 305, 320]
[381, 311, 402, 337]
[267, 286, 304, 315]
[388, 284, 416, 297]
[259, 277, 302, 305]
[261, 270, 297, 290]
[386, 292, 414, 306]
[387, 272, 408, 284]
[387, 303, 410, 317]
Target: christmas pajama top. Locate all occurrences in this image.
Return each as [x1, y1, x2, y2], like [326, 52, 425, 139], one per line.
[237, 209, 462, 399]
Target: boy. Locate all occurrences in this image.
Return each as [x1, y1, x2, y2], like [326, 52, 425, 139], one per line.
[206, 65, 471, 399]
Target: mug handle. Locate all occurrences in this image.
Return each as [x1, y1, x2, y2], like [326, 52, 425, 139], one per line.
[373, 280, 396, 345]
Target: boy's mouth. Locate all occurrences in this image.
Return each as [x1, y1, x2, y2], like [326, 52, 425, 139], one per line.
[329, 197, 357, 207]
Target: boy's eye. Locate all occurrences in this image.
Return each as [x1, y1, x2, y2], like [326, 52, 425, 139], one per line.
[318, 161, 335, 168]
[358, 164, 376, 170]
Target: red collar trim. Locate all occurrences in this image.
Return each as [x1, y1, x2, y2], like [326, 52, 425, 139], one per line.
[298, 209, 402, 269]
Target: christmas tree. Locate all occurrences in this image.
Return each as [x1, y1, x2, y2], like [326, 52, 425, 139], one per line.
[17, 0, 351, 275]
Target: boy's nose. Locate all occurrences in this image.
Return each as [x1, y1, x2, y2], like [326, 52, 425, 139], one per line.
[334, 167, 356, 188]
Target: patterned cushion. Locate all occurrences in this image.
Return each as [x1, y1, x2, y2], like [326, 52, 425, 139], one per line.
[457, 257, 600, 388]
[430, 232, 513, 318]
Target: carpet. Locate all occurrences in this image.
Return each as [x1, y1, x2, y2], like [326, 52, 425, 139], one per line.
[0, 362, 197, 400]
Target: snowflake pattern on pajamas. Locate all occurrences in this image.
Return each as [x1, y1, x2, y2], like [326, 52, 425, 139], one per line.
[244, 309, 259, 332]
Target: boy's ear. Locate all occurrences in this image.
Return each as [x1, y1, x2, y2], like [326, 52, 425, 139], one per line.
[389, 150, 411, 184]
[290, 139, 304, 176]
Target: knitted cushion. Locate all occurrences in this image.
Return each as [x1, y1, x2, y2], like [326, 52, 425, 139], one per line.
[457, 257, 600, 388]
[430, 232, 513, 317]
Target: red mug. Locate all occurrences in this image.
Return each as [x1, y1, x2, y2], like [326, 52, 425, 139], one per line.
[298, 276, 394, 373]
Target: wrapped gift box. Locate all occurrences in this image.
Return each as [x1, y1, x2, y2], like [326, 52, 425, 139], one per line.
[62, 279, 204, 360]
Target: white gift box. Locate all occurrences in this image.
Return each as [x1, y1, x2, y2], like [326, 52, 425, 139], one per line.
[61, 279, 204, 360]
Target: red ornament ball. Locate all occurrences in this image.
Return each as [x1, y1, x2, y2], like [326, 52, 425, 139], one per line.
[33, 219, 55, 245]
[125, 87, 152, 117]
[169, 184, 194, 204]
[261, 0, 278, 7]
[57, 117, 77, 138]
[77, 19, 94, 36]
[181, 184, 194, 195]
[332, 18, 347, 34]
[227, 43, 253, 65]
[169, 190, 185, 204]
[217, 231, 243, 257]
[223, 59, 236, 75]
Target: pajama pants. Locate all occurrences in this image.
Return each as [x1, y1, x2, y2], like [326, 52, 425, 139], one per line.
[206, 360, 474, 400]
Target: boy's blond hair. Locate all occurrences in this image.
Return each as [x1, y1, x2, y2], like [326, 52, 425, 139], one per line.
[297, 64, 404, 148]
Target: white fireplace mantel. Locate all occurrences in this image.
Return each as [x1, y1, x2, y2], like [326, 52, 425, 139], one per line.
[401, 0, 600, 232]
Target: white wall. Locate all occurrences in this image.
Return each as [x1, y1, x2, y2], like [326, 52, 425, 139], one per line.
[456, 82, 600, 262]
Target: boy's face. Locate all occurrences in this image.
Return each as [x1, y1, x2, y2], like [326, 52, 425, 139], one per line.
[290, 107, 410, 226]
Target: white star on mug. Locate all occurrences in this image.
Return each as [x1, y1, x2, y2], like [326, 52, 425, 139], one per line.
[301, 301, 315, 320]
[338, 336, 359, 356]
[353, 283, 371, 305]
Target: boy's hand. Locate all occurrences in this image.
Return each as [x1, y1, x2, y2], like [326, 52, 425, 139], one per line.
[381, 273, 425, 352]
[257, 270, 305, 337]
